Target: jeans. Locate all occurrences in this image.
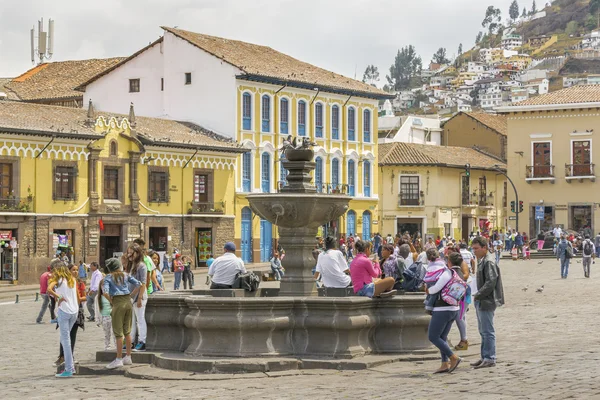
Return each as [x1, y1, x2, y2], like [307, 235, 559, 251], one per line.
[59, 321, 78, 359]
[210, 282, 233, 289]
[57, 309, 78, 373]
[130, 294, 148, 344]
[271, 267, 284, 281]
[174, 271, 182, 290]
[161, 259, 170, 273]
[583, 257, 592, 277]
[49, 296, 57, 320]
[182, 268, 193, 289]
[428, 310, 458, 362]
[36, 294, 51, 323]
[596, 247, 600, 258]
[455, 309, 467, 341]
[560, 256, 570, 277]
[507, 240, 513, 252]
[475, 301, 496, 362]
[86, 291, 97, 320]
[495, 251, 501, 265]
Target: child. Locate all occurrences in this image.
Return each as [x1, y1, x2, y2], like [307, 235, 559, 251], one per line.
[96, 278, 115, 350]
[524, 244, 531, 260]
[511, 246, 518, 261]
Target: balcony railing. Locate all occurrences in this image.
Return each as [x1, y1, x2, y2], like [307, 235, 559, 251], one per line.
[316, 183, 349, 194]
[565, 163, 595, 178]
[0, 196, 33, 212]
[398, 194, 423, 207]
[187, 201, 225, 214]
[526, 165, 555, 179]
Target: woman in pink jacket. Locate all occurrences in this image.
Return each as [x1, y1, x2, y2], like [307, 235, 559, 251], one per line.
[350, 240, 396, 298]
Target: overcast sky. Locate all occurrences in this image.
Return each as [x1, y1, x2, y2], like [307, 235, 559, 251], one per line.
[0, 0, 522, 84]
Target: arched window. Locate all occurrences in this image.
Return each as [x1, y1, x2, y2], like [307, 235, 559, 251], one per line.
[242, 93, 252, 130]
[331, 105, 339, 140]
[315, 103, 323, 138]
[362, 211, 371, 241]
[348, 107, 356, 141]
[298, 100, 306, 136]
[347, 210, 356, 236]
[242, 152, 252, 192]
[348, 160, 355, 196]
[280, 98, 289, 134]
[315, 156, 323, 193]
[363, 109, 371, 143]
[261, 152, 271, 193]
[261, 95, 271, 133]
[363, 160, 371, 197]
[331, 158, 340, 190]
[279, 154, 288, 189]
[109, 140, 118, 156]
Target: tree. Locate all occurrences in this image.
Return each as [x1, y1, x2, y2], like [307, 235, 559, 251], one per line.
[432, 47, 450, 64]
[585, 13, 597, 31]
[482, 6, 502, 34]
[591, 0, 600, 15]
[458, 43, 463, 56]
[475, 31, 483, 45]
[530, 0, 537, 15]
[362, 65, 380, 87]
[522, 7, 527, 18]
[566, 21, 579, 36]
[386, 45, 422, 91]
[509, 0, 520, 21]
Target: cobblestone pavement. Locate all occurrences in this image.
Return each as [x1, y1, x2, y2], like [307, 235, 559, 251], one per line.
[2, 258, 600, 399]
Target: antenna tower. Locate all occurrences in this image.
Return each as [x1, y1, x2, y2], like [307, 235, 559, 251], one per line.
[30, 18, 54, 65]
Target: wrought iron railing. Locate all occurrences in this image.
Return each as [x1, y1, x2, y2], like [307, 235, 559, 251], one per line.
[526, 165, 555, 179]
[398, 194, 423, 206]
[0, 196, 34, 212]
[187, 201, 225, 214]
[316, 183, 349, 194]
[565, 163, 595, 178]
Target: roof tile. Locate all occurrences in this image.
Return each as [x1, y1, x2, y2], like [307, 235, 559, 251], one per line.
[511, 85, 600, 107]
[464, 112, 507, 135]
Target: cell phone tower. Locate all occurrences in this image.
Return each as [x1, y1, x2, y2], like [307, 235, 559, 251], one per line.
[30, 18, 54, 65]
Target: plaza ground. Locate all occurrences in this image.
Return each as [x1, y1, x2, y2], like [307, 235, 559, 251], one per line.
[1, 258, 600, 399]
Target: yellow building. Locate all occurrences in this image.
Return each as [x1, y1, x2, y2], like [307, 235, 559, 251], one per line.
[378, 142, 507, 241]
[498, 85, 600, 236]
[0, 101, 244, 284]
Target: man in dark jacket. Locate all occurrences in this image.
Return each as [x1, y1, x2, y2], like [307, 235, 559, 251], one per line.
[470, 237, 504, 369]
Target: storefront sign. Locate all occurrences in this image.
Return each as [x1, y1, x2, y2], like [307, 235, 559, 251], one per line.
[401, 171, 418, 175]
[0, 231, 12, 240]
[169, 185, 178, 192]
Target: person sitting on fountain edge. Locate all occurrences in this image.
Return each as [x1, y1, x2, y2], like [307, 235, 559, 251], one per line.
[207, 242, 246, 289]
[313, 236, 351, 288]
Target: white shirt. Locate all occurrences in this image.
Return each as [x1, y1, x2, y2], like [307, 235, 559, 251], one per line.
[553, 227, 562, 237]
[315, 249, 351, 288]
[54, 277, 79, 315]
[208, 252, 247, 285]
[89, 269, 103, 292]
[460, 249, 474, 266]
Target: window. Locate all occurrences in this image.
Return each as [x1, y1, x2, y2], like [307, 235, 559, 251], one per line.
[149, 171, 169, 203]
[572, 140, 592, 176]
[185, 72, 192, 85]
[242, 152, 252, 192]
[280, 98, 289, 134]
[532, 142, 552, 177]
[261, 152, 270, 193]
[315, 103, 323, 138]
[363, 109, 371, 143]
[161, 78, 164, 91]
[331, 105, 339, 140]
[242, 93, 252, 130]
[298, 100, 306, 136]
[279, 154, 288, 189]
[54, 166, 77, 201]
[331, 158, 340, 187]
[261, 95, 271, 133]
[104, 168, 119, 200]
[109, 140, 118, 157]
[348, 107, 356, 141]
[400, 176, 419, 206]
[129, 79, 140, 93]
[0, 163, 12, 198]
[478, 176, 487, 206]
[363, 161, 371, 197]
[315, 157, 323, 193]
[347, 160, 355, 196]
[194, 174, 208, 203]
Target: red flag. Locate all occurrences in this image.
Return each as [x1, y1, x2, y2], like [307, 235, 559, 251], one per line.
[99, 218, 104, 231]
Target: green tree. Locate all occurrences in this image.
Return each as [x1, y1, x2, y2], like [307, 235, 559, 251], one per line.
[482, 6, 502, 34]
[362, 65, 380, 86]
[432, 47, 450, 64]
[566, 21, 579, 36]
[476, 31, 483, 44]
[591, 0, 600, 15]
[530, 0, 537, 15]
[585, 13, 597, 31]
[386, 45, 422, 91]
[509, 0, 520, 21]
[522, 7, 527, 18]
[458, 43, 463, 56]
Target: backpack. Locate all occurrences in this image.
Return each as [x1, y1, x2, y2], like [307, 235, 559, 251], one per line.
[401, 261, 426, 292]
[441, 269, 468, 306]
[565, 242, 573, 259]
[584, 240, 593, 256]
[234, 271, 260, 292]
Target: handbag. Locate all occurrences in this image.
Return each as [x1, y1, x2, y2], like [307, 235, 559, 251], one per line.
[76, 305, 85, 330]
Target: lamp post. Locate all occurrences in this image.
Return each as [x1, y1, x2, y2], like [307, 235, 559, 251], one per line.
[492, 164, 519, 232]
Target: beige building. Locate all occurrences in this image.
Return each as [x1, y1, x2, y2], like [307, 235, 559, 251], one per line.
[378, 142, 507, 241]
[442, 111, 508, 161]
[498, 85, 600, 236]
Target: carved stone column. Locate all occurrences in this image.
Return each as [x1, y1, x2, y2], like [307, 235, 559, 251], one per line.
[129, 151, 141, 212]
[88, 148, 101, 212]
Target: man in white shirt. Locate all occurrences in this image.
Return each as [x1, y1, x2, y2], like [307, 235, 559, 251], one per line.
[86, 262, 102, 322]
[208, 242, 246, 289]
[459, 243, 476, 274]
[553, 226, 562, 239]
[313, 237, 351, 288]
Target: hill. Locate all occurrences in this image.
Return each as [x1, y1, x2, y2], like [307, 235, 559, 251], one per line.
[517, 0, 591, 39]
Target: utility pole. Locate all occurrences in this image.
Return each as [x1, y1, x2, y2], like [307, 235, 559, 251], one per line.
[493, 164, 520, 232]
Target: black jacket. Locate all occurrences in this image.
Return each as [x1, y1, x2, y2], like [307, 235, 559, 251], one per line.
[475, 254, 505, 311]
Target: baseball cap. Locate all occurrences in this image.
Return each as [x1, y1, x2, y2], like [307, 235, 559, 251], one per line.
[224, 242, 236, 252]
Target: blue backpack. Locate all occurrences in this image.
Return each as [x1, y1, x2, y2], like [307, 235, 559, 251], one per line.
[401, 262, 426, 292]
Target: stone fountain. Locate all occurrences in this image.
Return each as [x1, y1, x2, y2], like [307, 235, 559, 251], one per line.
[122, 137, 432, 373]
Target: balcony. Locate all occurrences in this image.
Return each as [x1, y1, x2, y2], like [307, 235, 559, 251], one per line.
[187, 201, 225, 215]
[0, 196, 34, 213]
[398, 194, 424, 207]
[526, 165, 555, 183]
[565, 163, 595, 182]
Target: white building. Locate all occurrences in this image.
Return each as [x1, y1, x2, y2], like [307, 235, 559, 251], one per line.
[582, 31, 600, 49]
[467, 62, 486, 73]
[381, 115, 442, 145]
[501, 33, 523, 50]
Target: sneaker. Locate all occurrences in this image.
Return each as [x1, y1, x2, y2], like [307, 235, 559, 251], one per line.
[470, 359, 483, 367]
[50, 319, 58, 324]
[473, 360, 496, 369]
[106, 358, 123, 369]
[378, 289, 397, 298]
[122, 355, 133, 365]
[36, 320, 43, 324]
[55, 371, 73, 378]
[87, 316, 95, 322]
[133, 342, 146, 352]
[53, 356, 64, 367]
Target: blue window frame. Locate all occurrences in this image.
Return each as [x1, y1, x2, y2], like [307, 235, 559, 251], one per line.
[315, 156, 323, 193]
[363, 109, 371, 143]
[331, 105, 339, 140]
[363, 161, 371, 197]
[347, 210, 356, 236]
[332, 158, 339, 188]
[261, 152, 270, 193]
[280, 98, 289, 134]
[348, 160, 355, 196]
[298, 100, 306, 136]
[348, 107, 355, 141]
[262, 95, 270, 133]
[279, 154, 288, 189]
[362, 211, 371, 241]
[242, 152, 251, 192]
[242, 93, 252, 130]
[315, 103, 323, 138]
